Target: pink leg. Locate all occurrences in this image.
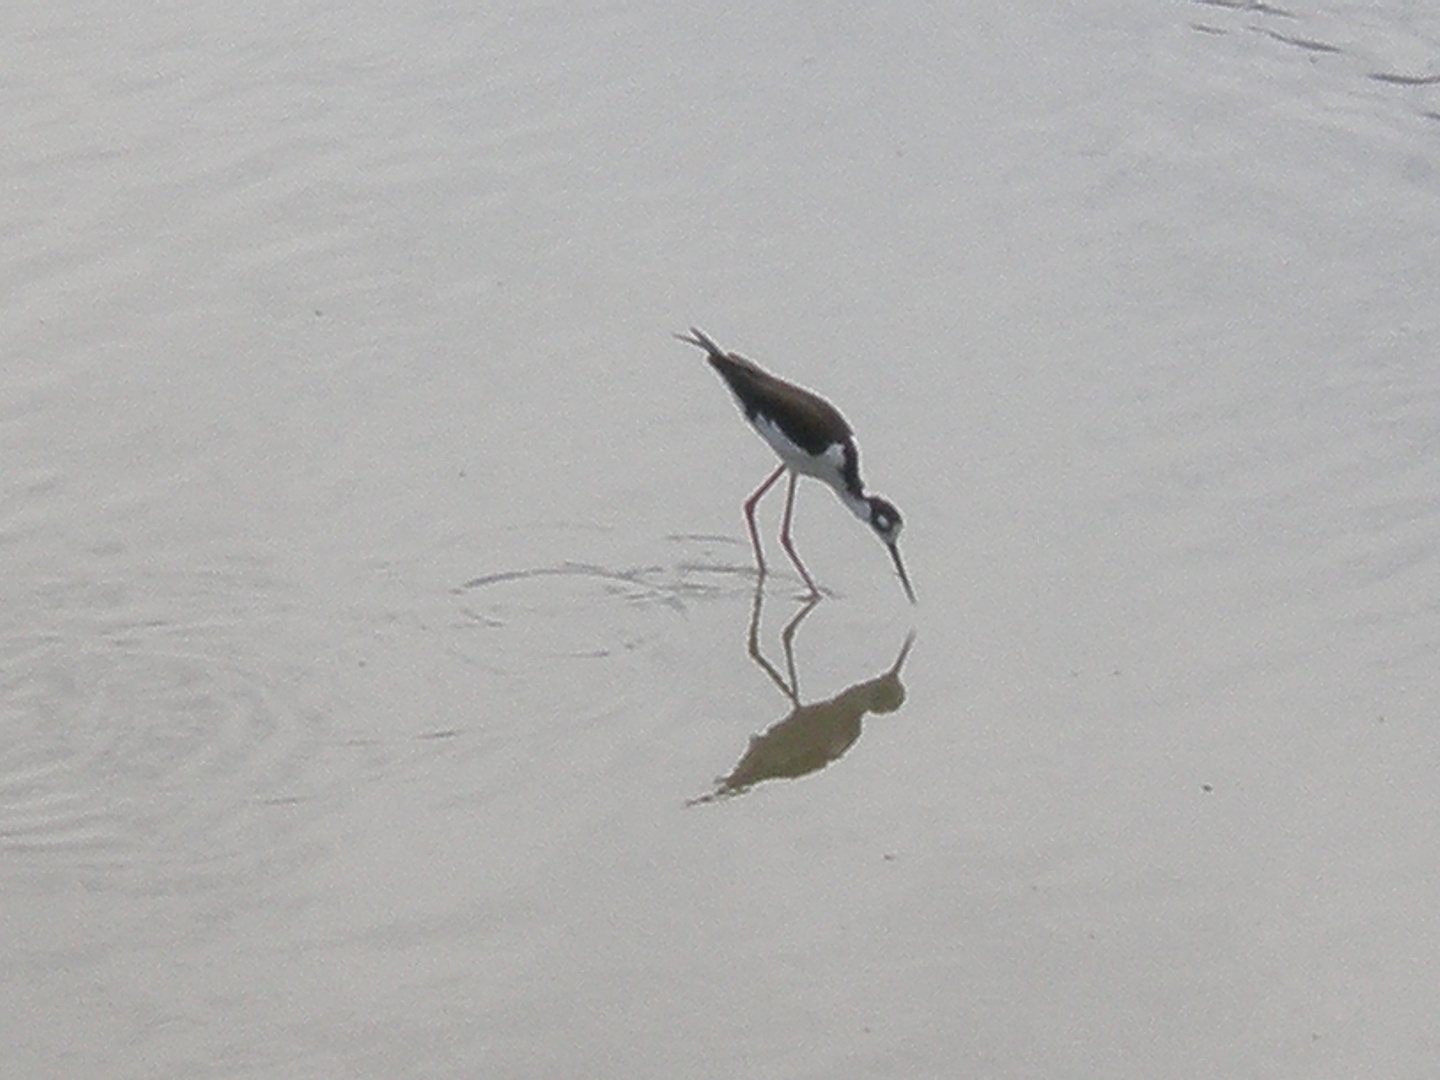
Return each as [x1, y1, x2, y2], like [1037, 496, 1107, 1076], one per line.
[743, 465, 786, 576]
[779, 471, 820, 597]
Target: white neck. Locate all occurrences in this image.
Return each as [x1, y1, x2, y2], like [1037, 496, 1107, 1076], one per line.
[840, 489, 870, 523]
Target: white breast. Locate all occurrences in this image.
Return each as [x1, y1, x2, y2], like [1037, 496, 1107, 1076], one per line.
[751, 413, 852, 489]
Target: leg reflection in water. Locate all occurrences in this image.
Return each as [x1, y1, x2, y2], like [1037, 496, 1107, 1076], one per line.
[689, 583, 915, 805]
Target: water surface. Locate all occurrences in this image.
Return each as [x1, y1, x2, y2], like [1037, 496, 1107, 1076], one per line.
[4, 1, 1440, 1076]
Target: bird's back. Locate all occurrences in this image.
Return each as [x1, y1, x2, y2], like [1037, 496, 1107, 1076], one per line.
[697, 343, 853, 457]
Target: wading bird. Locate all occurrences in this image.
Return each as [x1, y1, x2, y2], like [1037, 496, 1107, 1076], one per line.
[677, 328, 914, 602]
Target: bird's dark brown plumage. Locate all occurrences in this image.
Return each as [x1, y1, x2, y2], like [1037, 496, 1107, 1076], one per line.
[677, 329, 852, 456]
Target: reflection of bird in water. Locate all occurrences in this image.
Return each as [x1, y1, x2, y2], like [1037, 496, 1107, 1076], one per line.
[689, 587, 915, 804]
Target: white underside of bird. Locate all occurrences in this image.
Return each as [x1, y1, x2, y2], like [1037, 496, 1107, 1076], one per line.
[750, 414, 870, 521]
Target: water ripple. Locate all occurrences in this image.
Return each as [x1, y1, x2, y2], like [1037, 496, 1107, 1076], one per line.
[0, 572, 336, 898]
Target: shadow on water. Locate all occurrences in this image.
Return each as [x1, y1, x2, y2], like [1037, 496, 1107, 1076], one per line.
[688, 583, 916, 806]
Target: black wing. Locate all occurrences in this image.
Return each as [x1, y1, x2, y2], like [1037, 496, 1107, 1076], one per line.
[676, 328, 853, 456]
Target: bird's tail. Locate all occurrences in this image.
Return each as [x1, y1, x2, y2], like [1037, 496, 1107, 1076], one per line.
[674, 327, 723, 358]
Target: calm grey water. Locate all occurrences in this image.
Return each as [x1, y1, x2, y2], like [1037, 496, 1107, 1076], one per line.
[4, 1, 1440, 1076]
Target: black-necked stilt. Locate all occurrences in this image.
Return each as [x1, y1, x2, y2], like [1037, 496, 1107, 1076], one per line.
[677, 328, 915, 603]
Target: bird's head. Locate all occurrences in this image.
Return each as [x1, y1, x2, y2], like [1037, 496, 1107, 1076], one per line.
[866, 496, 915, 603]
[866, 496, 903, 544]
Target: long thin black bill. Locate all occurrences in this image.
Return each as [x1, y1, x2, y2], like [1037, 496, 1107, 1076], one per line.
[888, 543, 916, 604]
